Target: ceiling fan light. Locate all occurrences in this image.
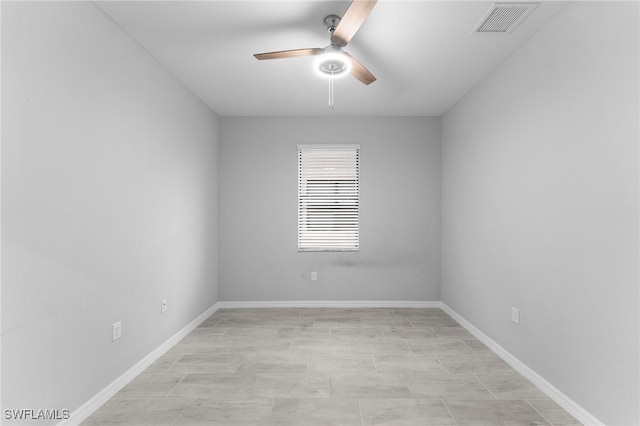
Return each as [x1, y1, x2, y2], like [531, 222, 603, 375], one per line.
[313, 52, 352, 78]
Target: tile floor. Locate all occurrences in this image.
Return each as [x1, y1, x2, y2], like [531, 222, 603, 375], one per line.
[83, 308, 581, 425]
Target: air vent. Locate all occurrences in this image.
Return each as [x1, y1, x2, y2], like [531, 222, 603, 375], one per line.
[475, 3, 538, 33]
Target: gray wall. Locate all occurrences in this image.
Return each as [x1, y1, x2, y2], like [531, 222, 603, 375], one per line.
[2, 2, 219, 418]
[440, 2, 639, 425]
[219, 117, 440, 302]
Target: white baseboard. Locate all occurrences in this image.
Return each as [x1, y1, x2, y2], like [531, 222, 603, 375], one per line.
[439, 302, 603, 426]
[59, 302, 220, 426]
[217, 300, 441, 309]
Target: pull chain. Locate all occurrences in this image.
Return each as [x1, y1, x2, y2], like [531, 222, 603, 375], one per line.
[328, 70, 335, 109]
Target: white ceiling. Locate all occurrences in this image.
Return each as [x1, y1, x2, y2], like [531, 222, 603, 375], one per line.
[96, 1, 567, 116]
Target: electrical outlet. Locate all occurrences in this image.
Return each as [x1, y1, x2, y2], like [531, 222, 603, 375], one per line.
[161, 299, 167, 313]
[511, 307, 520, 324]
[311, 271, 317, 281]
[112, 321, 122, 341]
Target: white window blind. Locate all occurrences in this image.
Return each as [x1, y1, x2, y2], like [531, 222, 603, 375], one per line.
[298, 145, 360, 252]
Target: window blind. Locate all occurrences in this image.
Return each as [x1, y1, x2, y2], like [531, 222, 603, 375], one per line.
[298, 145, 360, 251]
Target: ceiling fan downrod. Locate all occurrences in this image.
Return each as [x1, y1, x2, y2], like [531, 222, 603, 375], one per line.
[323, 15, 341, 33]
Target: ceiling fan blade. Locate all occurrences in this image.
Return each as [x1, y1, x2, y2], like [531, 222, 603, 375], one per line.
[344, 52, 376, 85]
[254, 48, 323, 60]
[331, 0, 377, 47]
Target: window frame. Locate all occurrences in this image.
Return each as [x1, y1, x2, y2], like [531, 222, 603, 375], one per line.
[297, 144, 360, 252]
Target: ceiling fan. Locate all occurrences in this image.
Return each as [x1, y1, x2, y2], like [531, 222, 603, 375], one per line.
[253, 0, 377, 86]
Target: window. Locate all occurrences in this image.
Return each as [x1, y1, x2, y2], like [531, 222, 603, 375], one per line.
[298, 145, 360, 251]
